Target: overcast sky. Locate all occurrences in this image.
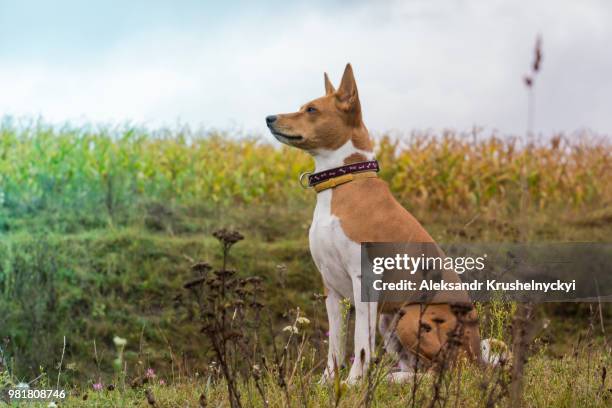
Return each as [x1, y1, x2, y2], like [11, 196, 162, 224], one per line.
[0, 0, 610, 138]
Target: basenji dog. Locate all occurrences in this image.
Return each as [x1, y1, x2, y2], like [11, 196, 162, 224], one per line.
[266, 64, 482, 383]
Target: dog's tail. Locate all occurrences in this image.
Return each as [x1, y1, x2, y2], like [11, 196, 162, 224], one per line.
[480, 338, 511, 366]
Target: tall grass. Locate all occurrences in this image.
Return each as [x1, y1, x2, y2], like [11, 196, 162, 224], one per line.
[379, 131, 610, 211]
[0, 120, 609, 234]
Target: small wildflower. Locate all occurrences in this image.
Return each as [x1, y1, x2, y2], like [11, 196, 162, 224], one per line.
[113, 336, 127, 347]
[312, 292, 326, 301]
[296, 316, 310, 325]
[15, 382, 29, 390]
[145, 368, 156, 379]
[159, 379, 166, 386]
[93, 382, 103, 391]
[47, 402, 58, 408]
[283, 325, 299, 334]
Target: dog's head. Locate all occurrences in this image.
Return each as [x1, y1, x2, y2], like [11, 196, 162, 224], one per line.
[266, 63, 371, 152]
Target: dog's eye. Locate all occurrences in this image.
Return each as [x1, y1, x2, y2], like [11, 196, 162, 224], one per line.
[306, 106, 317, 113]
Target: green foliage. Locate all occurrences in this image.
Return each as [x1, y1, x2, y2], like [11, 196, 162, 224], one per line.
[475, 296, 517, 341]
[0, 119, 610, 402]
[0, 120, 312, 233]
[0, 120, 610, 234]
[0, 229, 318, 380]
[0, 237, 66, 374]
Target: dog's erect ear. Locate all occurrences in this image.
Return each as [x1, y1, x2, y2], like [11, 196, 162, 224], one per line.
[336, 63, 361, 115]
[324, 72, 336, 95]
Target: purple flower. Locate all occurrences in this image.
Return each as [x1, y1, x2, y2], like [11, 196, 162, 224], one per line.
[145, 368, 156, 379]
[325, 331, 330, 337]
[159, 379, 166, 386]
[93, 382, 103, 391]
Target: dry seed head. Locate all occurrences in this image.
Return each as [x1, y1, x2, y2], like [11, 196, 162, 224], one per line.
[244, 276, 263, 285]
[213, 228, 244, 245]
[250, 301, 264, 309]
[533, 35, 543, 72]
[214, 269, 236, 278]
[191, 262, 212, 274]
[183, 276, 206, 289]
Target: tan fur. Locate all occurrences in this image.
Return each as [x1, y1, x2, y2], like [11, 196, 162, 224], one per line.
[324, 72, 336, 95]
[331, 178, 434, 243]
[351, 129, 373, 151]
[343, 152, 368, 164]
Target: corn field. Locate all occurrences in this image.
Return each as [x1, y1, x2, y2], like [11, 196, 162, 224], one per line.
[0, 120, 610, 230]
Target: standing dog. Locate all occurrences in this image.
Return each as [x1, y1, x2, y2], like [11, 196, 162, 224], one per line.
[266, 64, 482, 383]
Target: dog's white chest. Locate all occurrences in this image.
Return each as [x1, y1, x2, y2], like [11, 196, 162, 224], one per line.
[308, 190, 360, 301]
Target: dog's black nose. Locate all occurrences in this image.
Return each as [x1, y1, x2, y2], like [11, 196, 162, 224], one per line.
[266, 115, 277, 125]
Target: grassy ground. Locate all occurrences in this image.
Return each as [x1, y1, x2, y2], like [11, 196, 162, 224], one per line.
[4, 343, 611, 407]
[0, 206, 609, 407]
[0, 122, 611, 406]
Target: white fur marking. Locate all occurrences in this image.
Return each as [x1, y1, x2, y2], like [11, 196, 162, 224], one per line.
[309, 140, 377, 382]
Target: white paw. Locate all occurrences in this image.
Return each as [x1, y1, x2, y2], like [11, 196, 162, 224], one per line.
[345, 364, 365, 385]
[481, 338, 510, 366]
[344, 375, 361, 385]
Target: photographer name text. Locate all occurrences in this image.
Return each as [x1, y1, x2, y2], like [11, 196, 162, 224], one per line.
[372, 279, 576, 293]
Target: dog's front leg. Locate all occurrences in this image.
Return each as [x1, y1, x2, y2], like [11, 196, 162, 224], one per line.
[346, 275, 377, 384]
[322, 288, 346, 382]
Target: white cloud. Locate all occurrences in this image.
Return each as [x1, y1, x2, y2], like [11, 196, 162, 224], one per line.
[0, 0, 610, 137]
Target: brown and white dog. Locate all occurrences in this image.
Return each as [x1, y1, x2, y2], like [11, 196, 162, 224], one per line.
[266, 64, 482, 383]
